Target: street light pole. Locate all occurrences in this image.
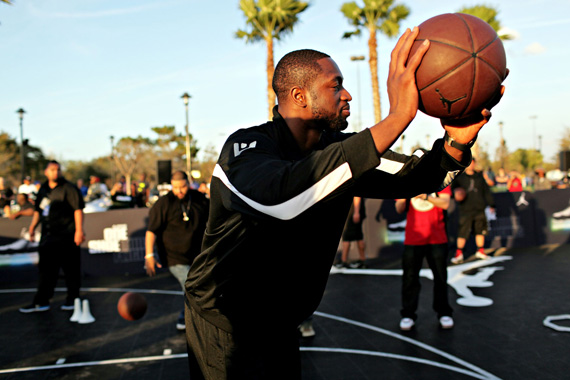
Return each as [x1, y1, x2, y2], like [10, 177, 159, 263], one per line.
[110, 135, 115, 181]
[530, 115, 537, 150]
[181, 92, 192, 179]
[16, 108, 26, 181]
[350, 55, 365, 132]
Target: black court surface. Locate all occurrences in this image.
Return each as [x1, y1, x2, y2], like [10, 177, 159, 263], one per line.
[1, 244, 569, 380]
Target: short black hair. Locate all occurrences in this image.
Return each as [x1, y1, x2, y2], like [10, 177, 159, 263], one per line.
[272, 49, 330, 101]
[46, 160, 60, 169]
[171, 170, 188, 181]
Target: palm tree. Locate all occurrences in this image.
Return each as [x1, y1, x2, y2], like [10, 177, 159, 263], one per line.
[459, 5, 514, 40]
[341, 0, 410, 124]
[236, 0, 309, 119]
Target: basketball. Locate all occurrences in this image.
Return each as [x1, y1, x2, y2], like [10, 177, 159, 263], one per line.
[454, 187, 466, 202]
[410, 13, 507, 120]
[117, 292, 147, 321]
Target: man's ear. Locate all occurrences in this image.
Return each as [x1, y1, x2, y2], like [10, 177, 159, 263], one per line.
[290, 87, 307, 108]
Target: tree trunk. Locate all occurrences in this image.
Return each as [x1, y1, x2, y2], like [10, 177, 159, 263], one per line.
[368, 25, 382, 124]
[266, 36, 276, 120]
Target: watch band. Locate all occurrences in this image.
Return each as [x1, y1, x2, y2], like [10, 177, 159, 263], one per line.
[444, 132, 476, 151]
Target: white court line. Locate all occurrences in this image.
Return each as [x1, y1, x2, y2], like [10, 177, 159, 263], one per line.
[1, 288, 499, 378]
[0, 354, 188, 374]
[0, 287, 183, 295]
[301, 347, 492, 380]
[315, 311, 501, 380]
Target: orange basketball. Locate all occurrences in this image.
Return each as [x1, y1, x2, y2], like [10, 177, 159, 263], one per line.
[410, 13, 507, 119]
[117, 292, 147, 321]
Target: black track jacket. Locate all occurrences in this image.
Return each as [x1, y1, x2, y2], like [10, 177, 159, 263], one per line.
[186, 109, 469, 333]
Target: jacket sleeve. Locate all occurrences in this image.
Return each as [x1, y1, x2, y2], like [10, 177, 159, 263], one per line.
[353, 138, 469, 200]
[211, 128, 380, 221]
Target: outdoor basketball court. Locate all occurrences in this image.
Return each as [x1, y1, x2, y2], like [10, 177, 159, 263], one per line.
[1, 244, 569, 379]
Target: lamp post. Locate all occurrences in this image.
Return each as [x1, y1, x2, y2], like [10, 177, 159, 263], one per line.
[530, 115, 537, 150]
[181, 92, 192, 178]
[16, 108, 26, 181]
[110, 135, 115, 181]
[350, 55, 365, 132]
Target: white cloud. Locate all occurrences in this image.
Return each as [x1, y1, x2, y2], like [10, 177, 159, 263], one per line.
[524, 42, 547, 55]
[498, 27, 520, 40]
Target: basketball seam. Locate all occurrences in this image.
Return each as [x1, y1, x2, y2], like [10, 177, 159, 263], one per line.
[457, 13, 476, 118]
[417, 49, 471, 92]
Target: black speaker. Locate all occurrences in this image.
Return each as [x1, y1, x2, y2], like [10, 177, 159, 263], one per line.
[560, 151, 570, 171]
[157, 160, 172, 184]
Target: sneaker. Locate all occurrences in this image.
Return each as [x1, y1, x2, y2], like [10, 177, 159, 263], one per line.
[176, 314, 185, 331]
[60, 302, 75, 311]
[334, 261, 348, 269]
[439, 316, 454, 329]
[553, 205, 570, 219]
[299, 322, 315, 338]
[349, 260, 367, 269]
[475, 251, 490, 260]
[399, 318, 415, 331]
[19, 304, 50, 313]
[450, 254, 464, 264]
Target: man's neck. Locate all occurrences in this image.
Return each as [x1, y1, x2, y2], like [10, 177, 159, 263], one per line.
[279, 108, 322, 154]
[48, 178, 59, 189]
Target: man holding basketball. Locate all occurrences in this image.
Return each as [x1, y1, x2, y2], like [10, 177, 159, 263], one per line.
[185, 27, 505, 379]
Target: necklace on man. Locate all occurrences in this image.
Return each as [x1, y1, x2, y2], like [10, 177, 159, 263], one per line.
[181, 195, 191, 222]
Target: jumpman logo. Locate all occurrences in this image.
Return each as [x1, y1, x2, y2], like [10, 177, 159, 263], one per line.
[436, 88, 467, 114]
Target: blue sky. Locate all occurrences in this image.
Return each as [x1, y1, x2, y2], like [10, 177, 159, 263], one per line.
[1, 0, 568, 165]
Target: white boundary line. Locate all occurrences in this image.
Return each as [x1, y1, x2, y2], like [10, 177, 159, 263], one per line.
[314, 311, 501, 380]
[0, 354, 188, 374]
[543, 314, 570, 332]
[301, 347, 491, 380]
[1, 287, 499, 379]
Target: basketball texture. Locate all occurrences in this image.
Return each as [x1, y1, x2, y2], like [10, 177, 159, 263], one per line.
[410, 13, 507, 119]
[117, 292, 147, 321]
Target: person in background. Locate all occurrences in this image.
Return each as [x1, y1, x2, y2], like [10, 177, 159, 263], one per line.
[134, 173, 150, 208]
[85, 176, 110, 202]
[145, 170, 209, 330]
[0, 177, 14, 217]
[18, 176, 35, 196]
[395, 186, 454, 331]
[494, 168, 509, 190]
[534, 168, 551, 191]
[76, 178, 88, 198]
[8, 193, 34, 219]
[336, 197, 367, 269]
[19, 160, 85, 313]
[450, 158, 496, 264]
[507, 170, 523, 192]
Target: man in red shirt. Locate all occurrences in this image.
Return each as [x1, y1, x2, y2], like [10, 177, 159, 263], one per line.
[395, 186, 454, 331]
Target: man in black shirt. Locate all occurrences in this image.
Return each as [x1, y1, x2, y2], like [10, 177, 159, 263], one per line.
[20, 161, 85, 313]
[185, 28, 505, 379]
[450, 158, 496, 263]
[145, 170, 209, 331]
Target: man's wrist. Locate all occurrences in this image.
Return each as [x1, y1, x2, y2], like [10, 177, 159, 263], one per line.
[444, 132, 476, 151]
[145, 253, 155, 259]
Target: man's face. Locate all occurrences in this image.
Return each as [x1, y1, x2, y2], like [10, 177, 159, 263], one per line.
[171, 179, 189, 200]
[44, 163, 61, 182]
[17, 194, 27, 205]
[307, 58, 352, 132]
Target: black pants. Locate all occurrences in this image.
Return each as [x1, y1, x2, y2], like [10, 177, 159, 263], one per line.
[33, 239, 81, 305]
[185, 304, 301, 380]
[401, 243, 453, 320]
